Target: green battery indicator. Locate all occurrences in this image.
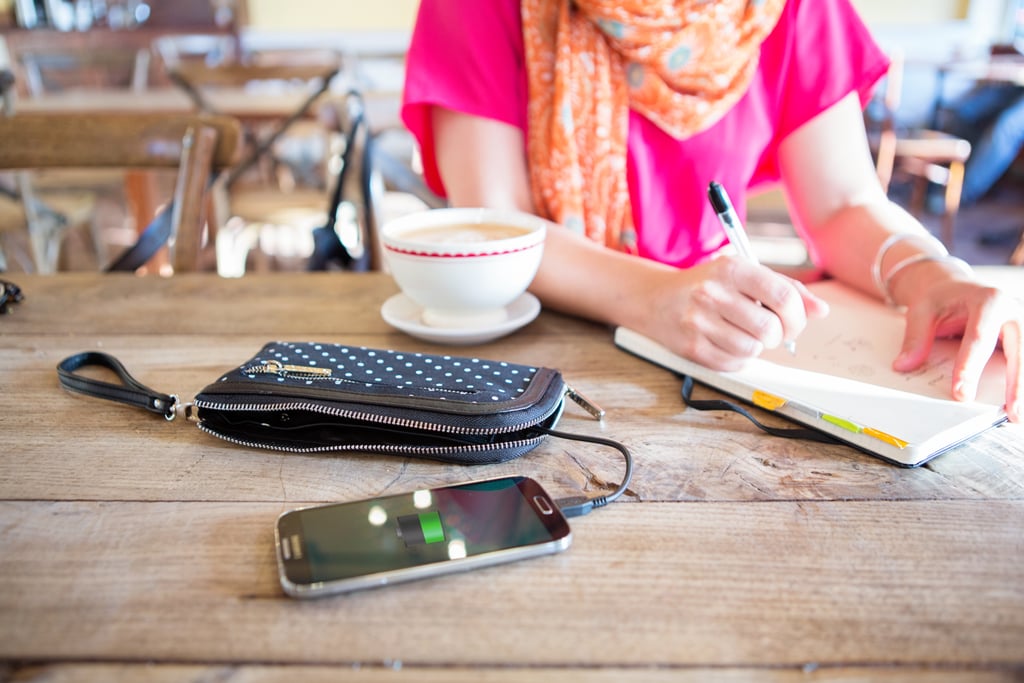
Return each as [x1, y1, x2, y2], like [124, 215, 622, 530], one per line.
[397, 511, 445, 546]
[418, 511, 444, 544]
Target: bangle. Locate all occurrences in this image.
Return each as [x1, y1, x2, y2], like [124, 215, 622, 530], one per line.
[871, 232, 948, 300]
[881, 254, 973, 307]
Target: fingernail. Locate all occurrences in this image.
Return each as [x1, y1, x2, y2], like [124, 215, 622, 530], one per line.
[954, 381, 977, 401]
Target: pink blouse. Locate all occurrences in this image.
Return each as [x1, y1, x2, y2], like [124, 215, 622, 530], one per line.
[402, 0, 889, 268]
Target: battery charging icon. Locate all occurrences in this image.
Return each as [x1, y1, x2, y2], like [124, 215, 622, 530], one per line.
[397, 511, 445, 547]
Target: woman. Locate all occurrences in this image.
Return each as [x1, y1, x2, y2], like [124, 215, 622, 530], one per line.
[401, 0, 1022, 422]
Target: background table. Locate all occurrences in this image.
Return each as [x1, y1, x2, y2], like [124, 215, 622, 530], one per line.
[1, 271, 1022, 681]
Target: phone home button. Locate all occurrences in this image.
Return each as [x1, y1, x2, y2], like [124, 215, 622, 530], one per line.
[532, 495, 555, 515]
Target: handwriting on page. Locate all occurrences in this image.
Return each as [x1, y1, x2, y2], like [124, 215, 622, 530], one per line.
[758, 281, 1006, 406]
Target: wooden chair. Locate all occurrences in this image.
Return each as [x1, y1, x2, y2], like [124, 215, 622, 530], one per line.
[153, 37, 353, 274]
[0, 68, 13, 116]
[869, 52, 972, 251]
[0, 112, 242, 273]
[1, 31, 152, 98]
[154, 36, 342, 189]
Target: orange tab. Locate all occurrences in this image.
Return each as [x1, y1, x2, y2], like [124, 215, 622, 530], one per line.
[752, 391, 787, 411]
[864, 427, 909, 449]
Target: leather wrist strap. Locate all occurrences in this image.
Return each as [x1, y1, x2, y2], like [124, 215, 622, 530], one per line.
[57, 352, 177, 419]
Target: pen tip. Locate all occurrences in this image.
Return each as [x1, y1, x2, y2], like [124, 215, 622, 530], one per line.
[707, 182, 729, 213]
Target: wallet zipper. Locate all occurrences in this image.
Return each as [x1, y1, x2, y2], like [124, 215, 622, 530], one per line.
[183, 351, 603, 457]
[187, 395, 563, 457]
[193, 423, 547, 456]
[190, 398, 528, 435]
[189, 381, 600, 437]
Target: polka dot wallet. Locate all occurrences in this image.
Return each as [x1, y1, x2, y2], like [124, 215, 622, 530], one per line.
[57, 341, 607, 465]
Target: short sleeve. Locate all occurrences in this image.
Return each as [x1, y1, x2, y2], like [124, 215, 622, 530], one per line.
[751, 0, 890, 184]
[401, 0, 528, 197]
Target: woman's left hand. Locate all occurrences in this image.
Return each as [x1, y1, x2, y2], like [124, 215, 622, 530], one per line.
[892, 276, 1023, 423]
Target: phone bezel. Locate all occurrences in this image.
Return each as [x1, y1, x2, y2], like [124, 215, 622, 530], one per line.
[274, 476, 572, 598]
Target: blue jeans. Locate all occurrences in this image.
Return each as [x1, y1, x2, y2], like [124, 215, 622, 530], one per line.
[946, 84, 1024, 204]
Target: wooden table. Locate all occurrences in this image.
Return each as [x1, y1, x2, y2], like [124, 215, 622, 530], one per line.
[1, 271, 1022, 681]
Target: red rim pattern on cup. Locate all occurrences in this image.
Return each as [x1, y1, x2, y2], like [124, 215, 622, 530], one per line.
[381, 208, 549, 258]
[383, 242, 543, 259]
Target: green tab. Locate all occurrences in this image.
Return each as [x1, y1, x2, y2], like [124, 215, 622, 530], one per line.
[822, 413, 861, 433]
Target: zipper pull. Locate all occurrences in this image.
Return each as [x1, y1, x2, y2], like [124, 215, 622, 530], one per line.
[566, 384, 605, 421]
[249, 360, 333, 378]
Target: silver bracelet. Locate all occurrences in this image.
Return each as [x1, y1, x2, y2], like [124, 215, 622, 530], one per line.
[881, 254, 973, 307]
[871, 232, 948, 301]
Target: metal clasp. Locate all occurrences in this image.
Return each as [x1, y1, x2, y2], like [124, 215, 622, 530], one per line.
[167, 397, 198, 423]
[566, 384, 605, 421]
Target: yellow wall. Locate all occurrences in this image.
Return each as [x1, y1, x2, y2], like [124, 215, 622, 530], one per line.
[0, 0, 974, 32]
[850, 0, 969, 24]
[242, 0, 968, 31]
[246, 0, 419, 31]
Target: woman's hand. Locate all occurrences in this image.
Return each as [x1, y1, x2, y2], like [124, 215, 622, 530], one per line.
[890, 269, 1023, 423]
[778, 92, 1022, 421]
[643, 255, 830, 371]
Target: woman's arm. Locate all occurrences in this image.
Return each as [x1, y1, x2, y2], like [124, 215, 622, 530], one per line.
[431, 106, 827, 370]
[779, 92, 1022, 421]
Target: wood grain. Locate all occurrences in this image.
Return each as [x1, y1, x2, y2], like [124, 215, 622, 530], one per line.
[1, 271, 1022, 680]
[1, 501, 1021, 668]
[6, 665, 1022, 682]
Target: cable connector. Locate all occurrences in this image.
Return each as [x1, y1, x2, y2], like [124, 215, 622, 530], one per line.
[535, 425, 633, 519]
[556, 495, 610, 518]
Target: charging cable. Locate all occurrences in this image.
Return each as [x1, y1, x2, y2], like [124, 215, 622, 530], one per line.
[535, 427, 634, 518]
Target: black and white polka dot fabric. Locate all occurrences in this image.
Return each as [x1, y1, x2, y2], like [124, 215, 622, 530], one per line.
[229, 341, 542, 405]
[195, 341, 568, 463]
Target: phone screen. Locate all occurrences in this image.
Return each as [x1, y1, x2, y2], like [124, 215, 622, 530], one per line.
[276, 476, 571, 597]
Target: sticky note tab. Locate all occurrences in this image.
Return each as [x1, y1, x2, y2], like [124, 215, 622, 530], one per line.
[752, 391, 787, 411]
[864, 427, 909, 449]
[822, 413, 862, 433]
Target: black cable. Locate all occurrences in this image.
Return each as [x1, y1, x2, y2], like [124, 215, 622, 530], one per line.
[534, 427, 634, 518]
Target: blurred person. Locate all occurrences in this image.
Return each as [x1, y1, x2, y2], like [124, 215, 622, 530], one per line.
[402, 0, 1023, 421]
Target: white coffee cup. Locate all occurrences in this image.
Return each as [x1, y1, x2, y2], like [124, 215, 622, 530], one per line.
[381, 208, 549, 329]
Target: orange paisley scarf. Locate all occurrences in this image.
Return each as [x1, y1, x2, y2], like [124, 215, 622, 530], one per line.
[523, 0, 785, 252]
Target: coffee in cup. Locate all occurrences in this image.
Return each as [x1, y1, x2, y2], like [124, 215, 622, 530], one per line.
[380, 208, 549, 329]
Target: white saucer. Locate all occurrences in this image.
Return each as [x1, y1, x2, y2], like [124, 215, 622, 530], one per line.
[381, 292, 541, 345]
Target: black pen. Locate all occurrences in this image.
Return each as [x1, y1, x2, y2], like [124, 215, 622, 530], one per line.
[707, 181, 796, 355]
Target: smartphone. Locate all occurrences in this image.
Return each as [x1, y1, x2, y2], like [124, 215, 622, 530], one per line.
[275, 476, 572, 598]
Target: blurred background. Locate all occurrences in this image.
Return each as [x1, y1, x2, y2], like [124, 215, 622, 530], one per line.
[0, 0, 1021, 274]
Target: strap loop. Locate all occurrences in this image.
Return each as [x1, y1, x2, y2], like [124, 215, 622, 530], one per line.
[679, 374, 841, 444]
[57, 352, 177, 419]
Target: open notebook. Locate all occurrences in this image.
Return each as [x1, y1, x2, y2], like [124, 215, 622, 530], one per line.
[614, 280, 1009, 467]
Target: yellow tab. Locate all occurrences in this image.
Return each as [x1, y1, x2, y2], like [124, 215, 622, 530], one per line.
[752, 390, 787, 411]
[864, 427, 909, 449]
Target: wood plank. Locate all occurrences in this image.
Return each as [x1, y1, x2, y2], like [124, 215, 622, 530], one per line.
[1, 501, 1021, 667]
[3, 271, 1023, 677]
[0, 113, 240, 169]
[3, 334, 1023, 503]
[5, 663, 1022, 683]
